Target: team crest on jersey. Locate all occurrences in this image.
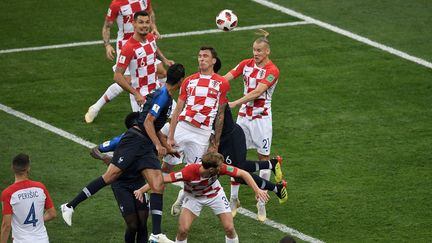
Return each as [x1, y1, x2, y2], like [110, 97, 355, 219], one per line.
[141, 0, 148, 9]
[174, 172, 183, 180]
[257, 69, 267, 79]
[211, 80, 220, 89]
[151, 41, 157, 51]
[119, 55, 126, 64]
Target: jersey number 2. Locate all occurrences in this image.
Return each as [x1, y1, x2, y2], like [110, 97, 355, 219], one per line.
[24, 202, 39, 227]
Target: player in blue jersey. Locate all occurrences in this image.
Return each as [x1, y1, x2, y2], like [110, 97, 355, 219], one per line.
[89, 111, 149, 243]
[61, 63, 185, 243]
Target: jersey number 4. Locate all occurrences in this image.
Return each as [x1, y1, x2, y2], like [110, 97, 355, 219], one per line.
[24, 202, 39, 227]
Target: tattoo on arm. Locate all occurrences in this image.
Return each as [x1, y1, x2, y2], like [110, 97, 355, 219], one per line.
[115, 66, 126, 75]
[102, 20, 114, 45]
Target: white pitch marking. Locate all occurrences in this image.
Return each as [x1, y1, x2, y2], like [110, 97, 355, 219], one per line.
[252, 0, 432, 69]
[0, 21, 309, 54]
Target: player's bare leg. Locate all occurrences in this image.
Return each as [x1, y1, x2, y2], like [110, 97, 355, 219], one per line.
[217, 212, 239, 243]
[175, 208, 197, 242]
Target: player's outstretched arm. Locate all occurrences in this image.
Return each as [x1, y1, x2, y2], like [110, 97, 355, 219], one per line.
[229, 83, 269, 108]
[43, 207, 57, 222]
[134, 174, 174, 202]
[144, 114, 166, 157]
[235, 169, 270, 203]
[168, 99, 185, 147]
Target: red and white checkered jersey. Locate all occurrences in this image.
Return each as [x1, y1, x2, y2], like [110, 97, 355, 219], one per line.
[116, 34, 160, 96]
[170, 164, 238, 198]
[178, 73, 230, 130]
[229, 58, 280, 119]
[1, 180, 54, 243]
[106, 0, 152, 50]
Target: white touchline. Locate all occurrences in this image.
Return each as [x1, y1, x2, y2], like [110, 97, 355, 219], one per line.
[0, 102, 325, 243]
[252, 0, 432, 70]
[0, 21, 309, 54]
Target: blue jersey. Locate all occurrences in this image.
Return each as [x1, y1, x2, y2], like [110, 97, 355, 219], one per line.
[137, 86, 173, 136]
[98, 133, 124, 152]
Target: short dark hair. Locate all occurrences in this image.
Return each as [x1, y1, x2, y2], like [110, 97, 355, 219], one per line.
[280, 236, 296, 243]
[199, 46, 218, 59]
[13, 153, 30, 175]
[134, 10, 149, 20]
[124, 112, 139, 129]
[201, 152, 224, 169]
[213, 57, 222, 73]
[166, 63, 186, 85]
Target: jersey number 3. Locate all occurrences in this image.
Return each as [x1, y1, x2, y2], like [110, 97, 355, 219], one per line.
[24, 202, 39, 227]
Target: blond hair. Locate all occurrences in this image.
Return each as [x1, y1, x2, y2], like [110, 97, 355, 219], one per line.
[255, 29, 270, 45]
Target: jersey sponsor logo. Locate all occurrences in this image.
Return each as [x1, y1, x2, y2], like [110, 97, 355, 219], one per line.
[119, 55, 126, 64]
[226, 166, 234, 173]
[152, 104, 160, 113]
[174, 172, 183, 180]
[266, 74, 275, 82]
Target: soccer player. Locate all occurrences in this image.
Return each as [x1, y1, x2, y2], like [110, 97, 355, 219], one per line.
[90, 111, 150, 243]
[223, 29, 281, 219]
[134, 152, 269, 243]
[167, 47, 230, 214]
[1, 153, 56, 243]
[85, 4, 171, 122]
[61, 63, 185, 243]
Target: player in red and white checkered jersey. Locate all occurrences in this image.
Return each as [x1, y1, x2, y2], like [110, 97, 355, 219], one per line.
[84, 0, 168, 123]
[1, 154, 56, 243]
[133, 152, 269, 243]
[168, 46, 230, 165]
[114, 11, 173, 112]
[224, 29, 280, 220]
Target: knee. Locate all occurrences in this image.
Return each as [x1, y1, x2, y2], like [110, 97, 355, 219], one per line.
[177, 224, 189, 239]
[102, 173, 116, 184]
[150, 181, 165, 193]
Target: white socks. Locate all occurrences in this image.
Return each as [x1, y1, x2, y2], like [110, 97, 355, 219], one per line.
[259, 169, 271, 181]
[225, 235, 239, 243]
[94, 83, 123, 110]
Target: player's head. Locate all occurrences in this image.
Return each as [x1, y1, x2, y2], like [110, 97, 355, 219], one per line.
[198, 46, 218, 74]
[279, 236, 296, 243]
[166, 63, 186, 86]
[133, 11, 151, 36]
[201, 152, 224, 177]
[12, 153, 30, 176]
[124, 112, 140, 129]
[253, 29, 271, 65]
[213, 57, 222, 73]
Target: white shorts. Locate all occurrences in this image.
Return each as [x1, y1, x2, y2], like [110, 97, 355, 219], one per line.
[160, 123, 182, 165]
[182, 190, 231, 216]
[237, 116, 272, 156]
[174, 121, 212, 164]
